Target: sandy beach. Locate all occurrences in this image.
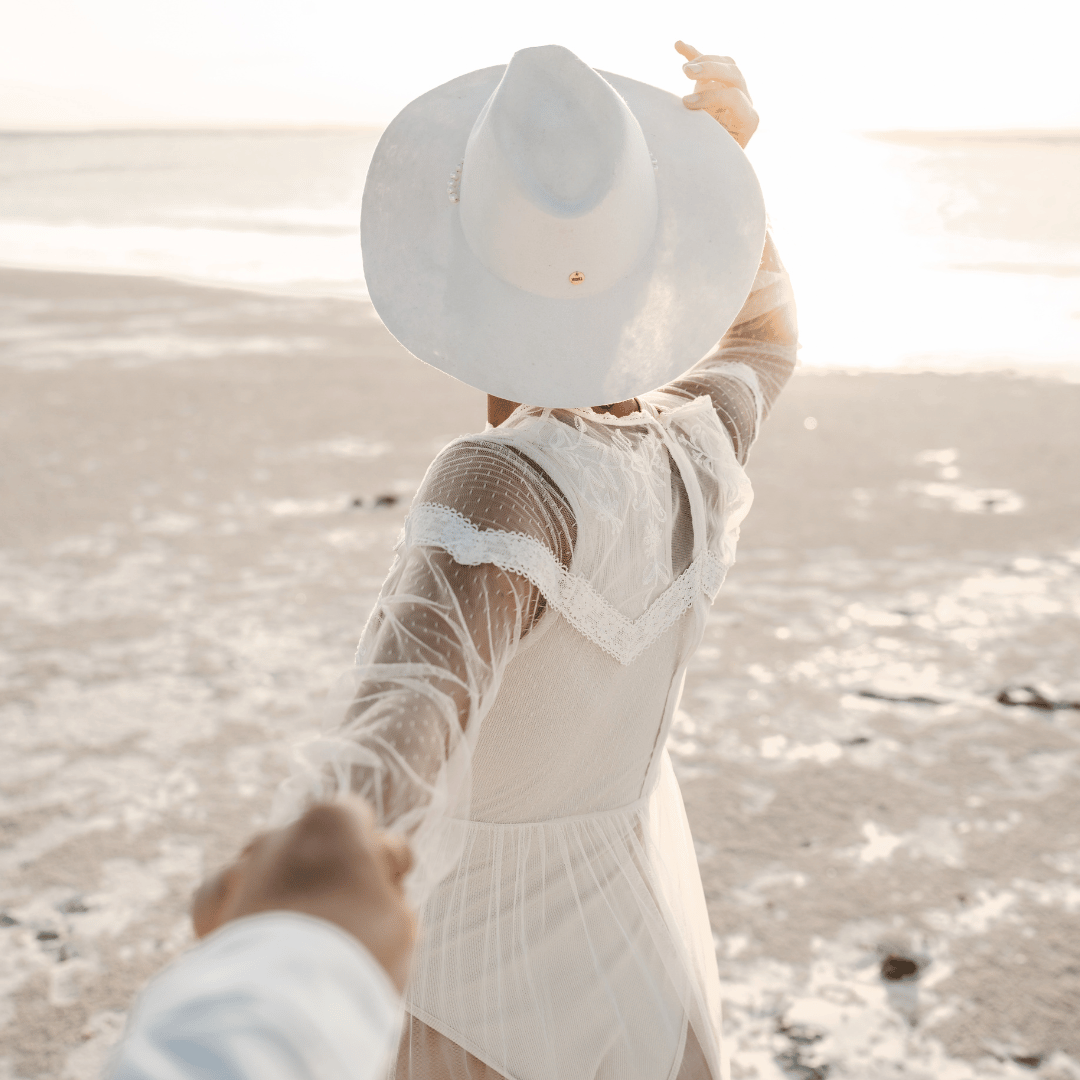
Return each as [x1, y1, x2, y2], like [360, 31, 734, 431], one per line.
[1, 267, 1079, 1079]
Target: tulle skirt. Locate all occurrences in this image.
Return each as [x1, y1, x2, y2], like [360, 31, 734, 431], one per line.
[393, 753, 724, 1080]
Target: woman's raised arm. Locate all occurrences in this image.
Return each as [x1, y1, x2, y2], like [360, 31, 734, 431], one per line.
[652, 43, 799, 461]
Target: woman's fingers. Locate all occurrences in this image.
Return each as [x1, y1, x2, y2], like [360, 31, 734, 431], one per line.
[674, 40, 702, 63]
[191, 864, 236, 938]
[682, 85, 759, 148]
[674, 40, 754, 147]
[378, 831, 414, 889]
[675, 42, 741, 86]
[187, 800, 417, 992]
[681, 59, 749, 98]
[190, 830, 265, 938]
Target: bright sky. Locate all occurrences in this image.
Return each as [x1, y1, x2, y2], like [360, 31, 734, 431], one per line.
[2, 0, 1078, 132]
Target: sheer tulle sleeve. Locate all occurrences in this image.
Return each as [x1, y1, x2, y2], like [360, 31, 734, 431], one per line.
[649, 231, 799, 462]
[273, 441, 574, 902]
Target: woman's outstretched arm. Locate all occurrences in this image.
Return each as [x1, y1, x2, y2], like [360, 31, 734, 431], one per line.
[273, 442, 574, 903]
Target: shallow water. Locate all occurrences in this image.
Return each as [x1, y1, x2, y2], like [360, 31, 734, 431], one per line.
[750, 129, 1080, 373]
[0, 129, 377, 297]
[0, 126, 1077, 371]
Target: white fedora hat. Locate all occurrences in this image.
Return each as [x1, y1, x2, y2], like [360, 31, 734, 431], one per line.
[361, 45, 765, 409]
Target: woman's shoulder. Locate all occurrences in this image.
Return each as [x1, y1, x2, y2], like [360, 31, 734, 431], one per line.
[425, 419, 553, 484]
[415, 423, 575, 548]
[427, 410, 604, 489]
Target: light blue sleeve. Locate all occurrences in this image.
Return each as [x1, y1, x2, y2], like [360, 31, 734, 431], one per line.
[107, 911, 402, 1080]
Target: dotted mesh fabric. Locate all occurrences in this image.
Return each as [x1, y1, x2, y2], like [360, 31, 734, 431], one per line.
[274, 442, 577, 901]
[274, 234, 798, 1080]
[415, 443, 576, 631]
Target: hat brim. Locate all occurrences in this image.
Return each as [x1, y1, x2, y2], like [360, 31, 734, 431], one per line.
[361, 65, 766, 409]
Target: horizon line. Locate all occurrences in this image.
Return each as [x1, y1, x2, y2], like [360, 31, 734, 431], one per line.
[2, 123, 1079, 140]
[0, 122, 387, 136]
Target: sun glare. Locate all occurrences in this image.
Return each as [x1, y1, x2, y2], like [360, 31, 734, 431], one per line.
[2, 0, 1079, 131]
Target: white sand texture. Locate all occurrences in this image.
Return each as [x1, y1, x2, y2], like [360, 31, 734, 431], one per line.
[1, 268, 1079, 1080]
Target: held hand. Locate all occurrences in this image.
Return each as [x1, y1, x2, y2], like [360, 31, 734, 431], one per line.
[191, 799, 417, 993]
[675, 41, 759, 148]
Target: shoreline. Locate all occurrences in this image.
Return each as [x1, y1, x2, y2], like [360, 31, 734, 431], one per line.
[0, 260, 370, 304]
[1, 263, 1077, 382]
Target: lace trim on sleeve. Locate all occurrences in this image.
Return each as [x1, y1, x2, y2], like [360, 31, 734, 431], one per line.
[402, 503, 728, 666]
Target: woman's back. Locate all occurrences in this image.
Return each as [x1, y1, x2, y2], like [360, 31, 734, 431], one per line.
[437, 399, 751, 823]
[393, 396, 752, 1080]
[469, 612, 690, 821]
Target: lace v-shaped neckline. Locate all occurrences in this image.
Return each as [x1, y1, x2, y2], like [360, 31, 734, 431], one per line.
[400, 504, 726, 665]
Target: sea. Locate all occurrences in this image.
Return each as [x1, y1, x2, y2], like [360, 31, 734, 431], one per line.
[0, 126, 1077, 373]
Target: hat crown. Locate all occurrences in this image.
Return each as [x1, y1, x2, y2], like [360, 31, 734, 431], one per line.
[458, 45, 659, 299]
[489, 46, 624, 213]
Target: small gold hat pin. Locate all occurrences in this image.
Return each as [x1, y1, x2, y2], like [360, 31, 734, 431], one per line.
[569, 271, 585, 285]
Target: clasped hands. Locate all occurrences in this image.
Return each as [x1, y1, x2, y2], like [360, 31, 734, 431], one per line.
[191, 799, 417, 993]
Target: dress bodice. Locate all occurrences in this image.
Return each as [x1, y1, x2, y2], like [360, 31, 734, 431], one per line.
[454, 397, 751, 824]
[468, 611, 693, 822]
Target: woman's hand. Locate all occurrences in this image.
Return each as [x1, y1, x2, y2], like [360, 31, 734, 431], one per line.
[191, 799, 417, 993]
[675, 41, 759, 148]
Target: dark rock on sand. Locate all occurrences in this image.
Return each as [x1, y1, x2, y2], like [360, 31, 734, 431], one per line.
[880, 953, 922, 981]
[997, 686, 1080, 711]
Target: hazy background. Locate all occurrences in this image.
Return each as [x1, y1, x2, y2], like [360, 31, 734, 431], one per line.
[2, 0, 1078, 375]
[3, 0, 1079, 131]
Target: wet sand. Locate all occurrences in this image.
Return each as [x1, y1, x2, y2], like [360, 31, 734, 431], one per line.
[1, 268, 1078, 1079]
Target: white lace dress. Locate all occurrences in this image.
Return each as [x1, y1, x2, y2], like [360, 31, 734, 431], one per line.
[277, 238, 798, 1080]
